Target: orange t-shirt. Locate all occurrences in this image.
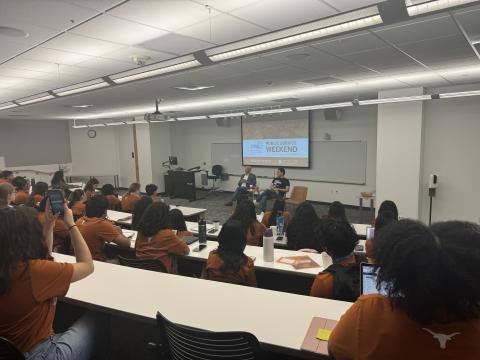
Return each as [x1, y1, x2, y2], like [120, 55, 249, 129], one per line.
[76, 216, 122, 261]
[121, 193, 140, 212]
[0, 178, 8, 184]
[33, 194, 43, 206]
[105, 194, 121, 210]
[261, 211, 291, 229]
[310, 255, 356, 299]
[246, 221, 266, 246]
[205, 251, 257, 287]
[135, 229, 190, 272]
[70, 201, 86, 217]
[329, 294, 480, 360]
[13, 190, 29, 205]
[365, 238, 374, 263]
[84, 189, 96, 199]
[37, 212, 70, 249]
[177, 230, 193, 238]
[0, 260, 73, 353]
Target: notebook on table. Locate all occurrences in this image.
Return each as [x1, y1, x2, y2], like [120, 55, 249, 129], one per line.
[301, 317, 338, 355]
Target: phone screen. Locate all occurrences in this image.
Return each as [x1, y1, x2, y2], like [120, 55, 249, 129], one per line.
[47, 190, 64, 216]
[193, 244, 207, 252]
[366, 226, 375, 240]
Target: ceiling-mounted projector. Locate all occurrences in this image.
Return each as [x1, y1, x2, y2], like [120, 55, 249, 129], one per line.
[144, 98, 170, 121]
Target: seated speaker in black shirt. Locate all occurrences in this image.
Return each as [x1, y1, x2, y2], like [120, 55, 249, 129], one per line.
[256, 167, 290, 213]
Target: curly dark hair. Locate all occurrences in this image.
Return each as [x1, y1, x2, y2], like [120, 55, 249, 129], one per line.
[286, 202, 320, 251]
[374, 219, 480, 324]
[132, 196, 153, 230]
[216, 219, 248, 273]
[51, 170, 65, 189]
[169, 208, 187, 232]
[137, 202, 170, 237]
[0, 207, 51, 294]
[328, 201, 347, 222]
[268, 199, 286, 227]
[12, 176, 28, 191]
[26, 182, 49, 207]
[230, 200, 257, 237]
[145, 184, 158, 196]
[101, 184, 116, 196]
[378, 200, 398, 219]
[316, 217, 358, 258]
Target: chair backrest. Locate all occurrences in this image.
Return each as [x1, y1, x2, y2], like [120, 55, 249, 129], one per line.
[0, 337, 25, 360]
[212, 164, 223, 177]
[118, 256, 167, 273]
[290, 186, 308, 202]
[156, 312, 262, 360]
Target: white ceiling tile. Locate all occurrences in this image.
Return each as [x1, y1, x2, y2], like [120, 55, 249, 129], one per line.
[75, 57, 134, 74]
[455, 7, 480, 41]
[311, 31, 389, 56]
[374, 14, 461, 45]
[192, 0, 263, 12]
[100, 46, 174, 64]
[2, 58, 60, 73]
[0, 40, 29, 63]
[109, 0, 216, 32]
[21, 47, 92, 65]
[0, 67, 52, 80]
[0, 0, 98, 31]
[231, 0, 336, 31]
[70, 14, 168, 46]
[321, 0, 386, 12]
[62, 0, 126, 12]
[176, 13, 266, 45]
[140, 34, 214, 56]
[43, 33, 124, 56]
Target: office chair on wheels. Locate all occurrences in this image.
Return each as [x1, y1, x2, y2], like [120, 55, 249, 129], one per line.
[205, 164, 223, 196]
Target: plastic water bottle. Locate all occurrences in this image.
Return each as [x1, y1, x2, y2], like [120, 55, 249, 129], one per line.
[263, 227, 274, 262]
[276, 214, 285, 237]
[198, 218, 207, 245]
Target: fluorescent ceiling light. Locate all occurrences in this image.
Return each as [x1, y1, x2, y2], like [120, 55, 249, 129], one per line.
[206, 7, 382, 62]
[111, 55, 201, 84]
[150, 119, 176, 123]
[105, 121, 126, 126]
[176, 116, 207, 121]
[125, 119, 148, 124]
[0, 102, 18, 111]
[71, 104, 94, 108]
[54, 79, 109, 97]
[209, 112, 245, 118]
[247, 108, 292, 115]
[406, 0, 478, 16]
[88, 123, 105, 127]
[174, 85, 214, 91]
[438, 90, 480, 98]
[358, 95, 431, 105]
[17, 93, 55, 105]
[296, 102, 353, 111]
[72, 125, 88, 129]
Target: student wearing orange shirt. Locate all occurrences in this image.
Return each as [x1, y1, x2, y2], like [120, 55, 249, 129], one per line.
[261, 199, 291, 230]
[329, 220, 480, 360]
[0, 183, 15, 208]
[0, 170, 14, 183]
[131, 196, 153, 230]
[121, 182, 141, 212]
[169, 208, 193, 238]
[26, 181, 49, 208]
[68, 189, 87, 218]
[11, 176, 29, 205]
[0, 202, 96, 358]
[76, 195, 131, 261]
[135, 202, 190, 272]
[83, 177, 99, 199]
[145, 183, 162, 203]
[230, 200, 265, 246]
[310, 218, 359, 301]
[205, 219, 257, 287]
[101, 183, 121, 210]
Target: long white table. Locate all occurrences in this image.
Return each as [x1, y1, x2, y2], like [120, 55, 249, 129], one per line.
[53, 253, 351, 357]
[107, 205, 207, 226]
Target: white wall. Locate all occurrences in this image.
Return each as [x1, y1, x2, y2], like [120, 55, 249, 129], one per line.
[149, 122, 172, 191]
[420, 86, 480, 223]
[376, 88, 424, 219]
[169, 106, 377, 205]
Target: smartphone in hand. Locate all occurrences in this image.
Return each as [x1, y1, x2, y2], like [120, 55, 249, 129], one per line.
[47, 190, 65, 217]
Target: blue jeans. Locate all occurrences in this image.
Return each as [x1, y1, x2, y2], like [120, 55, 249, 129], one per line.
[24, 313, 98, 360]
[257, 189, 281, 213]
[231, 186, 248, 202]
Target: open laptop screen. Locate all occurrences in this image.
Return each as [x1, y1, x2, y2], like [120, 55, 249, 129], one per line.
[360, 263, 390, 296]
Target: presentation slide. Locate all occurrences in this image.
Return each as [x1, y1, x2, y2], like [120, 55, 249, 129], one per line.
[242, 115, 310, 168]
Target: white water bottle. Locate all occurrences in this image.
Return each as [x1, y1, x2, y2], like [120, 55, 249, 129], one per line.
[263, 227, 274, 262]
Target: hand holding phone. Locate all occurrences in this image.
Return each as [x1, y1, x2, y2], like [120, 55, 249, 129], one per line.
[47, 190, 65, 217]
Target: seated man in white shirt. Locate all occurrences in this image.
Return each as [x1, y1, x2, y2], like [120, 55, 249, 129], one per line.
[225, 166, 257, 206]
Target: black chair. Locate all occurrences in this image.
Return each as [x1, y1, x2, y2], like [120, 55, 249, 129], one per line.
[206, 164, 223, 194]
[118, 256, 167, 273]
[0, 337, 25, 360]
[152, 312, 262, 360]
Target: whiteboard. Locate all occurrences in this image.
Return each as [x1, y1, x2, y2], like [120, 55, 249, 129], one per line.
[212, 141, 367, 184]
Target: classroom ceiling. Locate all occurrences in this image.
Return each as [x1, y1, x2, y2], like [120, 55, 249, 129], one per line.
[0, 0, 479, 121]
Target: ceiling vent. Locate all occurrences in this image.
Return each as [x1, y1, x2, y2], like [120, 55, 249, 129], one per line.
[299, 76, 345, 86]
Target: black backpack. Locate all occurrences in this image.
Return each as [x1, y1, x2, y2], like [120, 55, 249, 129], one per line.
[324, 261, 361, 302]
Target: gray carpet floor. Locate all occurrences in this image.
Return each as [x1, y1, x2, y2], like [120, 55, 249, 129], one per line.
[160, 189, 372, 225]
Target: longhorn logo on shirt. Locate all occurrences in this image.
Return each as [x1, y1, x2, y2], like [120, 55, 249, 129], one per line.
[422, 328, 461, 349]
